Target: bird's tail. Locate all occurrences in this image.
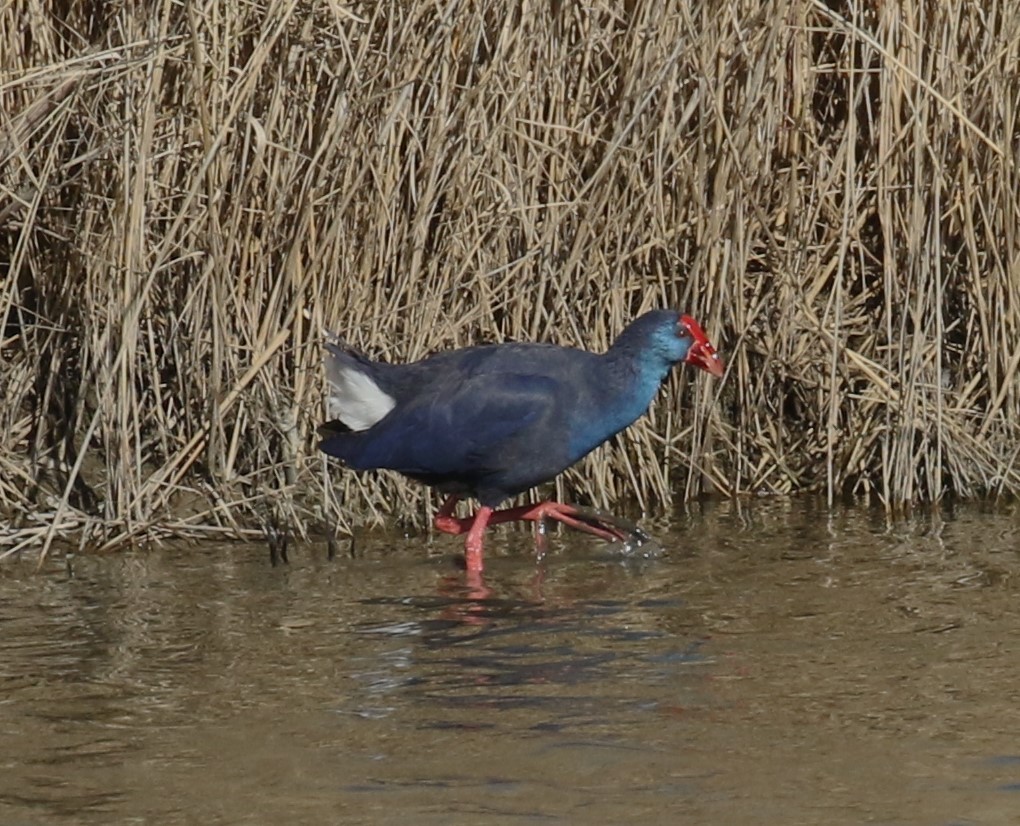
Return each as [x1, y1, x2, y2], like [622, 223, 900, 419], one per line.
[317, 420, 360, 464]
[323, 337, 397, 432]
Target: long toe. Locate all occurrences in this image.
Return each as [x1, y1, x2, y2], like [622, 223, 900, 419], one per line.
[559, 503, 650, 544]
[539, 502, 647, 544]
[434, 514, 473, 535]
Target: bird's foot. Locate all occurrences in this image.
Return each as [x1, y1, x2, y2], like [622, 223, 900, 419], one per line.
[432, 498, 649, 573]
[434, 514, 471, 535]
[551, 503, 651, 547]
[434, 495, 471, 535]
[515, 501, 645, 545]
[433, 498, 648, 545]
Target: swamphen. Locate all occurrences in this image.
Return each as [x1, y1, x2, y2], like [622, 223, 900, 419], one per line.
[319, 310, 723, 572]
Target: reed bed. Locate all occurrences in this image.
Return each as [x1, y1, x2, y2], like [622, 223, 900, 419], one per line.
[2, 0, 1019, 558]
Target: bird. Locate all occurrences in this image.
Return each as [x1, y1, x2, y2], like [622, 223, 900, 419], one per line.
[318, 310, 723, 572]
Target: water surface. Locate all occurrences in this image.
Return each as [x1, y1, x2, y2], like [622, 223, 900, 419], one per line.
[2, 499, 1019, 824]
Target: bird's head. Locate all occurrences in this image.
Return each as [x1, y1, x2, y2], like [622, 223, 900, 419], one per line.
[611, 309, 725, 378]
[676, 314, 724, 377]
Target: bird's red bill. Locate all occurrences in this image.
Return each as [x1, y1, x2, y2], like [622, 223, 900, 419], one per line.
[680, 314, 725, 378]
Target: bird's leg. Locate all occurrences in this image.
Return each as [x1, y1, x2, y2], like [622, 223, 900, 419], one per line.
[533, 517, 548, 560]
[463, 506, 493, 573]
[432, 497, 643, 546]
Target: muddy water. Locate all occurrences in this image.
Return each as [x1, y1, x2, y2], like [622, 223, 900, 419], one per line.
[1, 500, 1019, 825]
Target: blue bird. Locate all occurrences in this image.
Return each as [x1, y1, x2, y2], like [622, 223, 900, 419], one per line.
[319, 310, 723, 572]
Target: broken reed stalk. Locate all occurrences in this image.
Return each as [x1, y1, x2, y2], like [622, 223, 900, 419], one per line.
[2, 0, 1019, 558]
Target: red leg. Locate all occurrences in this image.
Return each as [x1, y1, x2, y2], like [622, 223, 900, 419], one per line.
[463, 506, 492, 573]
[431, 498, 632, 544]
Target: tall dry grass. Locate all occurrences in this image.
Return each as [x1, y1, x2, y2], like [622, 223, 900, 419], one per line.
[2, 0, 1019, 559]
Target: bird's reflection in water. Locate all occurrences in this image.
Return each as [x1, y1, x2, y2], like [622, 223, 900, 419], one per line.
[434, 563, 545, 628]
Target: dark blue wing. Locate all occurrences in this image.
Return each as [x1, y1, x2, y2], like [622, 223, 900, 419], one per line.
[319, 372, 560, 477]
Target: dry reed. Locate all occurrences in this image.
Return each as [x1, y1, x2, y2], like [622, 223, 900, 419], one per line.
[2, 0, 1019, 559]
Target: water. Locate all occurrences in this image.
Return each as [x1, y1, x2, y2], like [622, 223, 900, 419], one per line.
[2, 499, 1019, 824]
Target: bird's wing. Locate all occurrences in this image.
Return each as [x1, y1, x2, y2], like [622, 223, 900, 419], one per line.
[319, 372, 559, 477]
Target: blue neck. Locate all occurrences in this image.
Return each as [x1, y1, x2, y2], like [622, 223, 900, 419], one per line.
[567, 350, 675, 461]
